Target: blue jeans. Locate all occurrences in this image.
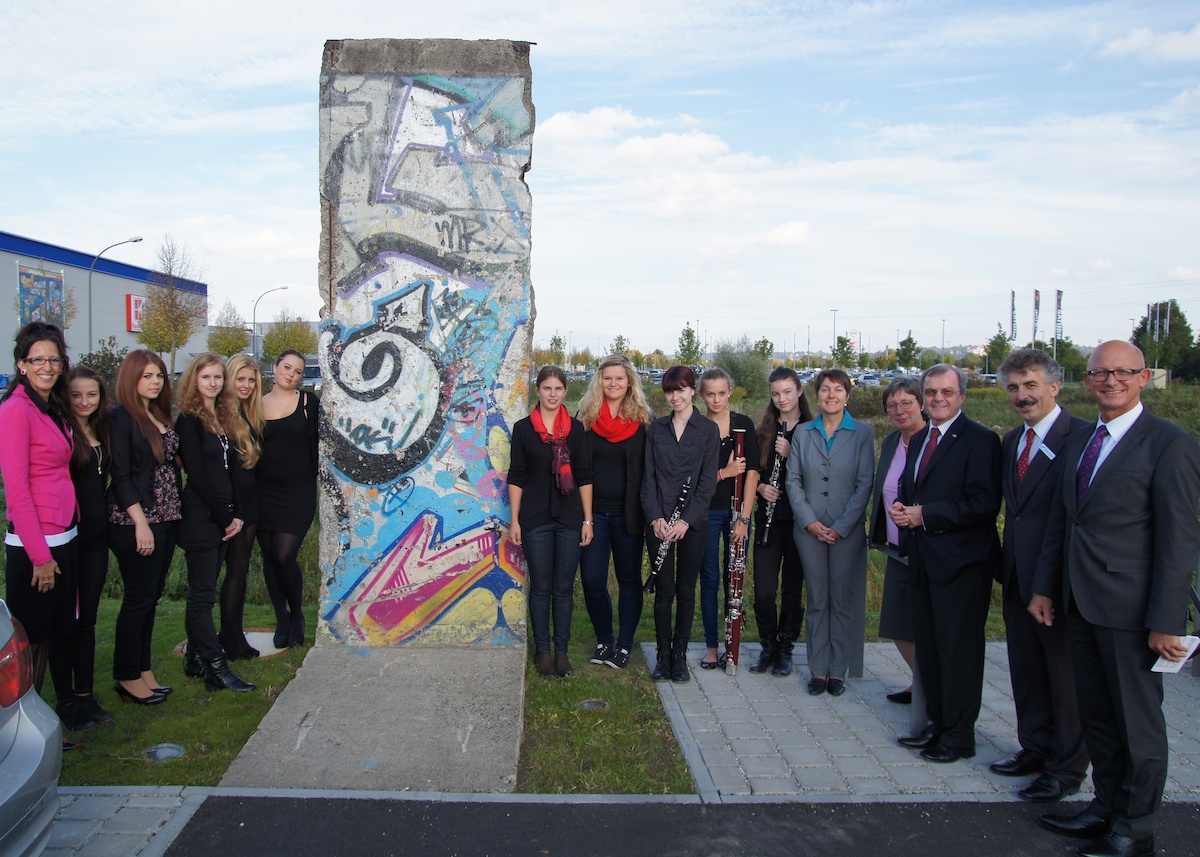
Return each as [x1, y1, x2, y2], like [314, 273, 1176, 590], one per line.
[699, 508, 732, 648]
[523, 521, 581, 654]
[579, 512, 645, 651]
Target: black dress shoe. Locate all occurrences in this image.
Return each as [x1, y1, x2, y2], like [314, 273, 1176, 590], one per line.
[1076, 832, 1154, 857]
[899, 726, 939, 749]
[1019, 773, 1079, 802]
[920, 743, 975, 763]
[771, 650, 793, 677]
[807, 676, 827, 695]
[826, 677, 846, 696]
[700, 657, 720, 670]
[1039, 808, 1111, 840]
[113, 683, 166, 706]
[990, 748, 1044, 777]
[748, 647, 776, 673]
[886, 689, 912, 704]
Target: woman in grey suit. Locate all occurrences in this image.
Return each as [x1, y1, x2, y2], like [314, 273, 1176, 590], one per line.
[786, 369, 875, 696]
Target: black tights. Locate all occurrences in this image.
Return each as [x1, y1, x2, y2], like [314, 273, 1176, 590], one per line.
[219, 523, 258, 656]
[257, 529, 305, 647]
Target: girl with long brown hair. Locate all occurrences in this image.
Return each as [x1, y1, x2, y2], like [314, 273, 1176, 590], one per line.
[108, 349, 179, 705]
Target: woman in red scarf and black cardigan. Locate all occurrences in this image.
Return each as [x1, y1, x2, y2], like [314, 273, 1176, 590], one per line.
[508, 365, 593, 678]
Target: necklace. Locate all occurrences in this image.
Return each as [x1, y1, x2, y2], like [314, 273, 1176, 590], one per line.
[91, 444, 104, 476]
[217, 433, 229, 470]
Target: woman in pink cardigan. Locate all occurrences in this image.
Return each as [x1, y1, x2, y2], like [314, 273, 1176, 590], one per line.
[0, 322, 82, 726]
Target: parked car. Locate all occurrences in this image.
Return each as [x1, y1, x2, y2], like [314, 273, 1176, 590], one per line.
[303, 364, 323, 393]
[0, 600, 61, 857]
[860, 374, 881, 386]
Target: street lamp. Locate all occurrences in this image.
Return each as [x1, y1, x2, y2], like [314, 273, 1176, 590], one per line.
[87, 236, 143, 349]
[252, 286, 289, 362]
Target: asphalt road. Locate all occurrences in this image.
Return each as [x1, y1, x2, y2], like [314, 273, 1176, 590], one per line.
[163, 797, 1200, 857]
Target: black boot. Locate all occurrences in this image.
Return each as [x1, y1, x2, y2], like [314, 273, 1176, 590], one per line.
[55, 697, 97, 733]
[772, 643, 794, 677]
[183, 644, 205, 678]
[651, 638, 672, 681]
[203, 654, 256, 692]
[670, 638, 691, 683]
[749, 644, 777, 674]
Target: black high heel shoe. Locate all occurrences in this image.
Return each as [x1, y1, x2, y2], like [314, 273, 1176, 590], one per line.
[114, 682, 166, 706]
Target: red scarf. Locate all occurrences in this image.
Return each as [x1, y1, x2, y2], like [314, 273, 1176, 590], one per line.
[591, 402, 639, 443]
[529, 406, 575, 494]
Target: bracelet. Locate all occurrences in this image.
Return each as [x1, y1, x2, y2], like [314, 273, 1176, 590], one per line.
[737, 516, 751, 526]
[582, 520, 594, 526]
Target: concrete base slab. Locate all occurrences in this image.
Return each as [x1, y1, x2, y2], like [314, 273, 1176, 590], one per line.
[220, 644, 524, 792]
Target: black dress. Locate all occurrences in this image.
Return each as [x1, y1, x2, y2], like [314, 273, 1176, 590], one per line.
[257, 392, 318, 535]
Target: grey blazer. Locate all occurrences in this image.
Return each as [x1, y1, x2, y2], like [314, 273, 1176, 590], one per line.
[786, 415, 875, 538]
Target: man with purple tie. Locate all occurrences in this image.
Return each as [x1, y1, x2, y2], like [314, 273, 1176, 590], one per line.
[1031, 340, 1200, 857]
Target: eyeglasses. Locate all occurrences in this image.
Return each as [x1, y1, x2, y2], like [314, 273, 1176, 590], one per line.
[885, 399, 919, 412]
[1085, 368, 1143, 381]
[923, 388, 960, 398]
[23, 356, 64, 368]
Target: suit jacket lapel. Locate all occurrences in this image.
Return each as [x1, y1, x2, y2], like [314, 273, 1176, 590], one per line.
[1016, 411, 1069, 505]
[1079, 409, 1152, 510]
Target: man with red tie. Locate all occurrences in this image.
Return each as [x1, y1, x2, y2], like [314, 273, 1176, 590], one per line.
[1031, 340, 1200, 857]
[889, 363, 1002, 764]
[992, 349, 1089, 801]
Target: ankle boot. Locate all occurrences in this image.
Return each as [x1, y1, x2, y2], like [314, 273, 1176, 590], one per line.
[749, 644, 777, 674]
[183, 644, 205, 678]
[670, 638, 691, 682]
[203, 654, 256, 692]
[772, 643, 794, 677]
[534, 652, 555, 677]
[651, 638, 672, 681]
[55, 697, 97, 733]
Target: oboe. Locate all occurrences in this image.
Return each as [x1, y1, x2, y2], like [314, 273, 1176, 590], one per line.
[723, 428, 748, 674]
[643, 477, 692, 595]
[757, 422, 787, 547]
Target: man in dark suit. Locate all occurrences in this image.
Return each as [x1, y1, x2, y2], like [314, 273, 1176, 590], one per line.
[889, 363, 1002, 763]
[993, 349, 1089, 802]
[1031, 340, 1200, 857]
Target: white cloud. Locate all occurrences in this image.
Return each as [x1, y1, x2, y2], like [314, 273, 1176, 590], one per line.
[1101, 23, 1200, 62]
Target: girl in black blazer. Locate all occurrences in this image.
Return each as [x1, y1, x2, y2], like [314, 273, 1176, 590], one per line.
[176, 353, 254, 693]
[576, 355, 652, 670]
[108, 350, 180, 705]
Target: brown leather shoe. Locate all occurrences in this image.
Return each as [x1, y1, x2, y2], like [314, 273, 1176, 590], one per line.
[534, 652, 555, 677]
[555, 653, 574, 677]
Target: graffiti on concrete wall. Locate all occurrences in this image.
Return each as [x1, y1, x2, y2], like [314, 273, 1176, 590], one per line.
[319, 67, 532, 645]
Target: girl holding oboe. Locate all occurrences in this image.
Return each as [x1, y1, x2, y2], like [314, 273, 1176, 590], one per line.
[641, 366, 718, 682]
[750, 367, 813, 677]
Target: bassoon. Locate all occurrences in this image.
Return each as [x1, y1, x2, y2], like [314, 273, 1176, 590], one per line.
[723, 428, 748, 674]
[643, 477, 691, 595]
[757, 422, 787, 547]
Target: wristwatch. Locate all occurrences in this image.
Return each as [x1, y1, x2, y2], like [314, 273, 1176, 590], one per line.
[737, 516, 751, 526]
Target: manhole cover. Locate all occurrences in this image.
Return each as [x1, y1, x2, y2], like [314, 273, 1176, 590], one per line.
[143, 743, 185, 761]
[577, 699, 609, 710]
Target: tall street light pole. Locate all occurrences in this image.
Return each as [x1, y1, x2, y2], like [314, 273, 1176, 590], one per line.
[253, 286, 289, 362]
[87, 236, 143, 350]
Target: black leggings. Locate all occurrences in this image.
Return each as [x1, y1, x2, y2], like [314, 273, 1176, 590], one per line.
[219, 522, 257, 654]
[257, 529, 305, 647]
[71, 533, 110, 694]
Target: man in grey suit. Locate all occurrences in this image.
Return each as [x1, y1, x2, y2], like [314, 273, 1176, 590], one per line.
[993, 349, 1089, 802]
[1031, 340, 1200, 857]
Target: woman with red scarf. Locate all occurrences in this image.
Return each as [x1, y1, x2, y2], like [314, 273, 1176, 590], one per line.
[508, 366, 594, 677]
[576, 355, 653, 670]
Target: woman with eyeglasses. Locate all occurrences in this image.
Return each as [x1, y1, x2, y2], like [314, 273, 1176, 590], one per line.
[868, 376, 927, 704]
[0, 323, 82, 725]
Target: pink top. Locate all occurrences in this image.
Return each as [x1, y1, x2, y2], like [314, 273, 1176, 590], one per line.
[0, 385, 76, 566]
[883, 437, 909, 546]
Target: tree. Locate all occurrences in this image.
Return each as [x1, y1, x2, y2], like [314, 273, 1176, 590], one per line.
[1134, 300, 1194, 372]
[261, 309, 317, 365]
[628, 348, 645, 368]
[985, 324, 1011, 374]
[896, 331, 919, 370]
[609, 334, 631, 357]
[753, 337, 774, 360]
[831, 335, 855, 368]
[918, 347, 942, 369]
[137, 235, 208, 373]
[207, 298, 250, 357]
[645, 349, 670, 370]
[548, 334, 565, 366]
[75, 335, 128, 391]
[1053, 337, 1088, 380]
[712, 335, 770, 398]
[677, 324, 702, 364]
[570, 346, 593, 370]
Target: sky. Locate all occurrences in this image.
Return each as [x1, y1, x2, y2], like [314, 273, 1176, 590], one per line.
[3, 1, 1199, 359]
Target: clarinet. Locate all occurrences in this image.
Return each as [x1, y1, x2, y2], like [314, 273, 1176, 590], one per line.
[723, 428, 748, 675]
[757, 422, 787, 547]
[643, 477, 692, 594]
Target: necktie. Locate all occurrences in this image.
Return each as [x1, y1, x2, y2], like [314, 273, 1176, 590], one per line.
[916, 426, 940, 483]
[1075, 424, 1109, 506]
[1017, 427, 1035, 481]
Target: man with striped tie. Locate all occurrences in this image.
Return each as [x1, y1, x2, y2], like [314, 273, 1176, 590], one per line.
[993, 349, 1089, 802]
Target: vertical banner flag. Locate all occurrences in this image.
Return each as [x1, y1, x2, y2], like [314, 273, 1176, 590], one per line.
[1010, 290, 1017, 341]
[1055, 290, 1063, 342]
[17, 266, 65, 326]
[1033, 290, 1041, 344]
